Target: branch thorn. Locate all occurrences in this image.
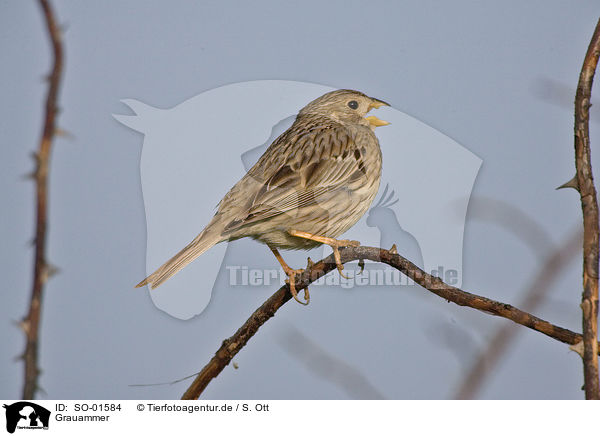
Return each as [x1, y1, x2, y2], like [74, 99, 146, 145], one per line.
[556, 175, 579, 191]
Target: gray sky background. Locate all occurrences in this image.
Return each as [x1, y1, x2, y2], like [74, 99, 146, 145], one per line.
[2, 0, 600, 399]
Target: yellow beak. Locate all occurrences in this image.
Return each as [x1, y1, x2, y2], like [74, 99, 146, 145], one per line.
[366, 97, 390, 128]
[368, 98, 389, 110]
[365, 115, 390, 128]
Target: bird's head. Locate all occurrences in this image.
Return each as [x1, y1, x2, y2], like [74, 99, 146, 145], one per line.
[299, 89, 390, 129]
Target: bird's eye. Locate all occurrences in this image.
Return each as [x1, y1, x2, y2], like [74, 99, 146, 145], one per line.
[347, 100, 359, 110]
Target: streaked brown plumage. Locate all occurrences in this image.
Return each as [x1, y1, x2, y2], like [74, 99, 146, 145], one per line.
[136, 89, 389, 304]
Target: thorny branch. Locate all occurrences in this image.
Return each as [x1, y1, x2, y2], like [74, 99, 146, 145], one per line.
[181, 246, 599, 400]
[573, 18, 600, 400]
[21, 0, 64, 400]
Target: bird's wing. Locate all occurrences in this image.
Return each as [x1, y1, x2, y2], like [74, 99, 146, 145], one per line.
[223, 119, 370, 232]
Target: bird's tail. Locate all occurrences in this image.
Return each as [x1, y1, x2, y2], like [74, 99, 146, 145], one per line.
[135, 229, 222, 289]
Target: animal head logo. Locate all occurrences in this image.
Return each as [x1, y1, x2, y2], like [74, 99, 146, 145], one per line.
[114, 80, 481, 319]
[3, 402, 50, 434]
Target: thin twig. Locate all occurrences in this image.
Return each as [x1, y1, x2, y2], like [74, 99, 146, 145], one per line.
[181, 246, 598, 399]
[574, 18, 600, 400]
[21, 0, 64, 400]
[454, 230, 581, 399]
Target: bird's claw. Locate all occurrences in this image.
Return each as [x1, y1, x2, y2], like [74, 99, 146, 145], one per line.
[338, 268, 350, 280]
[331, 245, 352, 280]
[389, 244, 398, 255]
[357, 258, 365, 275]
[306, 257, 314, 269]
[285, 269, 309, 305]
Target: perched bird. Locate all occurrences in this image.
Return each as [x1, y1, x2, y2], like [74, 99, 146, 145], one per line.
[136, 89, 390, 304]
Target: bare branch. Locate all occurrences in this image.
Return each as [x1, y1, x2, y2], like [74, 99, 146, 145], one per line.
[573, 18, 600, 400]
[181, 246, 598, 400]
[21, 0, 64, 400]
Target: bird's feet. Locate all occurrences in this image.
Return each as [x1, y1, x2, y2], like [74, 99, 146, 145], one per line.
[283, 266, 309, 305]
[288, 230, 360, 279]
[268, 244, 310, 305]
